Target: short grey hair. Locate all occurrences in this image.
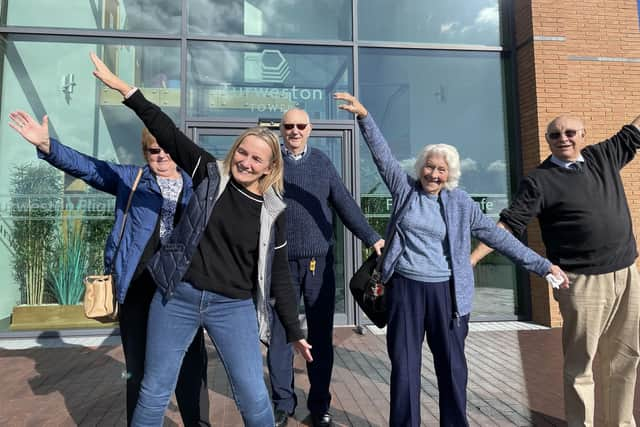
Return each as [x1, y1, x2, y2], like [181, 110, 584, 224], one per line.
[414, 144, 461, 190]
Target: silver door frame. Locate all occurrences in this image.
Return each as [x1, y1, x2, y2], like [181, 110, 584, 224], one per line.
[187, 120, 366, 327]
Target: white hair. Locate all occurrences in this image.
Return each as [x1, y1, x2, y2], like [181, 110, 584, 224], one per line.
[414, 144, 461, 190]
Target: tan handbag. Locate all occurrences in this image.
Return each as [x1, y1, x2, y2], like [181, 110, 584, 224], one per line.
[83, 169, 143, 322]
[83, 274, 118, 321]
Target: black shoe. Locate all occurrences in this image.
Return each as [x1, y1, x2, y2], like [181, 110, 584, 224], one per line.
[311, 412, 332, 427]
[274, 409, 289, 427]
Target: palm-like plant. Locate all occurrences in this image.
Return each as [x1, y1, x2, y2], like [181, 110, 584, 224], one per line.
[48, 216, 88, 305]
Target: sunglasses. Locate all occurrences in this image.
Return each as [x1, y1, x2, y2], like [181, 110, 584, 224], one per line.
[547, 129, 582, 140]
[146, 147, 164, 155]
[283, 123, 309, 130]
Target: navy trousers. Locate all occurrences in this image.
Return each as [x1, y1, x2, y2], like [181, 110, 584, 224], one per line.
[386, 274, 470, 427]
[267, 252, 335, 416]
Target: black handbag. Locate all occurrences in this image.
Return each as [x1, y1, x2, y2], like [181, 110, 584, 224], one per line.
[350, 202, 404, 328]
[349, 251, 388, 328]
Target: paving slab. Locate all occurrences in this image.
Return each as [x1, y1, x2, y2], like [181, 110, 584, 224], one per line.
[1, 323, 638, 426]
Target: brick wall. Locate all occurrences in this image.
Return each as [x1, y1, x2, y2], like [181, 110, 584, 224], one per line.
[514, 0, 640, 327]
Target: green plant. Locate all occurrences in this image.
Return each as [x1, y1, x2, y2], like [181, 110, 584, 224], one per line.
[81, 189, 114, 274]
[47, 217, 89, 305]
[10, 162, 62, 305]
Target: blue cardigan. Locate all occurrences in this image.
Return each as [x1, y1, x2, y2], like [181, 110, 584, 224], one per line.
[38, 138, 193, 303]
[358, 114, 551, 317]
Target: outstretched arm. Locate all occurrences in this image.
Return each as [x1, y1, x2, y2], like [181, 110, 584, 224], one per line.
[471, 208, 569, 288]
[8, 111, 51, 154]
[470, 221, 510, 267]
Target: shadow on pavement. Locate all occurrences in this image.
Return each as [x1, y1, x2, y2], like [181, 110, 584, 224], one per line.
[0, 331, 180, 426]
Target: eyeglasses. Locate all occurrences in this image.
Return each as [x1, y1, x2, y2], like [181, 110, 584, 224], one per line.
[547, 129, 582, 140]
[146, 147, 164, 155]
[283, 123, 309, 130]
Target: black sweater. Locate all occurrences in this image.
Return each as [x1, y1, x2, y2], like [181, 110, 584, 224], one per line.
[500, 125, 640, 274]
[123, 90, 302, 341]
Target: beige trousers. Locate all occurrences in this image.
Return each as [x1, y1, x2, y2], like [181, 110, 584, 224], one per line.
[554, 264, 640, 427]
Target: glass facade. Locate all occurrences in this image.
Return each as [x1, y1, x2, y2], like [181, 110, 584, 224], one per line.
[357, 48, 517, 320]
[4, 0, 182, 33]
[0, 0, 518, 331]
[186, 42, 353, 119]
[188, 0, 352, 40]
[358, 0, 502, 45]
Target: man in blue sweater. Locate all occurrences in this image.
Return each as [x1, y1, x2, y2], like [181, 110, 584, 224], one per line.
[471, 115, 640, 426]
[268, 108, 384, 427]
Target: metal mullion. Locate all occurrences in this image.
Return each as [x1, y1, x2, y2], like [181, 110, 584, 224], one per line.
[352, 0, 363, 329]
[179, 0, 188, 131]
[309, 120, 355, 129]
[502, 0, 529, 321]
[186, 118, 257, 128]
[356, 40, 503, 52]
[342, 126, 360, 327]
[184, 33, 354, 48]
[0, 26, 180, 41]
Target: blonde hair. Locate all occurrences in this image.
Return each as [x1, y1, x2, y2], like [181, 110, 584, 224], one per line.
[223, 127, 284, 195]
[414, 143, 461, 190]
[141, 127, 157, 159]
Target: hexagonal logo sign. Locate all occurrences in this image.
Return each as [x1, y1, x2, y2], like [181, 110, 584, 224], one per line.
[260, 49, 291, 83]
[244, 49, 291, 83]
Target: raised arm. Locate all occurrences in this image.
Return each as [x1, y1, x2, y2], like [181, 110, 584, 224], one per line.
[9, 111, 51, 154]
[90, 52, 211, 181]
[334, 92, 413, 197]
[8, 110, 125, 194]
[90, 52, 133, 97]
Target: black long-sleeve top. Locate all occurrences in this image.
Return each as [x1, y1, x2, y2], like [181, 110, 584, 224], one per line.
[123, 89, 302, 341]
[500, 124, 640, 274]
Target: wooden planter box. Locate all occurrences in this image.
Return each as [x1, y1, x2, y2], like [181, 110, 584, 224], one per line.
[10, 304, 117, 330]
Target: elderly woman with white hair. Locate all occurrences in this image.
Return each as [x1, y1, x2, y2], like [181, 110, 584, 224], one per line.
[335, 93, 567, 427]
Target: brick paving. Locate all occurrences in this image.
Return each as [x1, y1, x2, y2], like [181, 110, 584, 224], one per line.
[1, 325, 639, 426]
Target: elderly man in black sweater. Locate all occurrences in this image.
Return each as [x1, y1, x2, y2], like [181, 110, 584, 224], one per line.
[471, 115, 640, 426]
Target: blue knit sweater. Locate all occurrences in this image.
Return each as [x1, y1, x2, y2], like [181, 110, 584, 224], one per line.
[282, 147, 381, 259]
[358, 114, 552, 317]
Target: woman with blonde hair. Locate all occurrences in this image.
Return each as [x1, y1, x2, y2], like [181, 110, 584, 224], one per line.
[90, 52, 312, 426]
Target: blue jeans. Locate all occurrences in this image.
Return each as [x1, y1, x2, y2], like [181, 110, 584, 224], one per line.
[119, 275, 209, 427]
[132, 282, 274, 427]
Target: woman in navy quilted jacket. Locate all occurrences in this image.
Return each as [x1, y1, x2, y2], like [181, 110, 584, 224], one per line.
[8, 111, 209, 427]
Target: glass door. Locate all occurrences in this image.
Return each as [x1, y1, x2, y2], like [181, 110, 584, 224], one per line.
[190, 124, 361, 326]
